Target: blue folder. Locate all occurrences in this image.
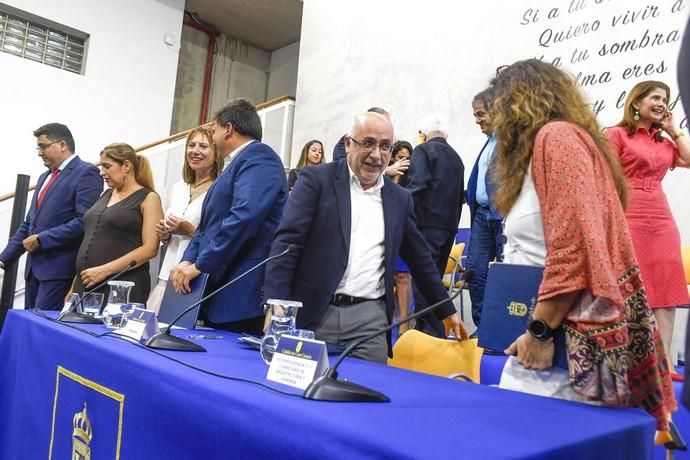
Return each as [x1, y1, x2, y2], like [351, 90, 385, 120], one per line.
[478, 263, 567, 369]
[157, 273, 209, 329]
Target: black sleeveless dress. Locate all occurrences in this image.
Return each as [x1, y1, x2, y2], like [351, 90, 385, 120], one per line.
[74, 187, 153, 304]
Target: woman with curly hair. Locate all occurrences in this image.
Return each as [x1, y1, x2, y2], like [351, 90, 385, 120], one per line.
[491, 59, 675, 431]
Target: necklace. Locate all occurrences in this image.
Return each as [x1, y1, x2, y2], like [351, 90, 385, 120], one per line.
[189, 178, 212, 202]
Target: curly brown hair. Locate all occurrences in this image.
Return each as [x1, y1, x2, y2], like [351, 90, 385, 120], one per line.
[489, 59, 628, 215]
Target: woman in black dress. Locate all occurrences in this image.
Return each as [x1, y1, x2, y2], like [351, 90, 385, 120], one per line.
[73, 143, 164, 304]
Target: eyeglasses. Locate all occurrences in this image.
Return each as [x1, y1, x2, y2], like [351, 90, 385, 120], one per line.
[495, 65, 510, 77]
[35, 140, 62, 151]
[349, 137, 392, 154]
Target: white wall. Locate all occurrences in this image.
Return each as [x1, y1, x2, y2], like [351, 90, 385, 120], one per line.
[0, 0, 184, 188]
[295, 0, 690, 352]
[267, 41, 299, 100]
[295, 0, 689, 231]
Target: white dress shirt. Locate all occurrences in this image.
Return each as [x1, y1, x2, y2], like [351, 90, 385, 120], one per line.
[336, 167, 386, 299]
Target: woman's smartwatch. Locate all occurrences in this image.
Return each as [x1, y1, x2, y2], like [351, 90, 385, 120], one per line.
[527, 319, 555, 341]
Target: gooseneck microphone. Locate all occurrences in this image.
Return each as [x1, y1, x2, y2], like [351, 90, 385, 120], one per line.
[145, 245, 294, 352]
[58, 260, 137, 324]
[303, 269, 474, 402]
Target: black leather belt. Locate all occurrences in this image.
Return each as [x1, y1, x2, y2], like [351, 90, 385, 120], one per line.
[330, 294, 384, 306]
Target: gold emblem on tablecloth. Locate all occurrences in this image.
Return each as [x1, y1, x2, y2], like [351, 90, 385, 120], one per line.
[296, 341, 303, 353]
[72, 402, 93, 460]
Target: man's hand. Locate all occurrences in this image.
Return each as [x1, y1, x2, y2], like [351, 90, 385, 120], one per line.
[443, 312, 468, 340]
[22, 235, 40, 253]
[170, 261, 201, 294]
[505, 332, 554, 370]
[80, 265, 112, 289]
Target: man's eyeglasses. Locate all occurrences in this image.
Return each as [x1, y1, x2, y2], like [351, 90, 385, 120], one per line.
[349, 137, 392, 154]
[35, 140, 62, 151]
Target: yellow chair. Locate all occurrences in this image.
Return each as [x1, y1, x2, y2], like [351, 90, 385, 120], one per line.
[442, 242, 469, 319]
[681, 246, 690, 296]
[388, 329, 483, 382]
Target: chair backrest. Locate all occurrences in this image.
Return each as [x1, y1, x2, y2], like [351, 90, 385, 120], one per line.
[682, 246, 690, 284]
[388, 330, 483, 382]
[444, 242, 465, 275]
[157, 273, 209, 329]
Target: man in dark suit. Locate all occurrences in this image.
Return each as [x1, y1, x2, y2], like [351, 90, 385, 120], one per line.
[170, 99, 287, 334]
[265, 112, 465, 363]
[406, 119, 465, 338]
[466, 89, 503, 329]
[0, 123, 103, 309]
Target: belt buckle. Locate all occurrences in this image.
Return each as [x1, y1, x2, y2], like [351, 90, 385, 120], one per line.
[643, 178, 653, 191]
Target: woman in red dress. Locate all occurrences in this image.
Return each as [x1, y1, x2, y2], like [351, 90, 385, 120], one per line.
[606, 81, 690, 376]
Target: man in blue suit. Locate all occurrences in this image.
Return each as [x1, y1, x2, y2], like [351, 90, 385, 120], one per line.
[265, 112, 465, 363]
[170, 99, 287, 334]
[466, 89, 503, 329]
[0, 123, 103, 310]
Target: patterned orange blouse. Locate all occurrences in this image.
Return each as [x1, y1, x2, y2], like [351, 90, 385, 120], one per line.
[531, 121, 675, 430]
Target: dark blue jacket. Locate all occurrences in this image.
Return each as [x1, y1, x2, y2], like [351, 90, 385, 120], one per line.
[406, 137, 464, 231]
[0, 156, 102, 281]
[183, 140, 288, 323]
[332, 135, 347, 162]
[466, 137, 502, 223]
[264, 160, 455, 333]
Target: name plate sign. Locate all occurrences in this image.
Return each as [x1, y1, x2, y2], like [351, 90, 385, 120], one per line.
[266, 335, 329, 390]
[114, 308, 159, 341]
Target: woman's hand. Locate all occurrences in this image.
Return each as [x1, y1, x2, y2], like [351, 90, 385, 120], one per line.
[505, 332, 554, 370]
[660, 110, 677, 134]
[80, 265, 112, 289]
[385, 158, 410, 178]
[165, 215, 195, 237]
[155, 219, 171, 242]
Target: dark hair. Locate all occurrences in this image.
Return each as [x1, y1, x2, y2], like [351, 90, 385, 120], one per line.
[367, 107, 389, 116]
[472, 88, 494, 110]
[214, 99, 262, 140]
[296, 140, 325, 169]
[390, 140, 413, 164]
[182, 127, 223, 184]
[33, 123, 75, 153]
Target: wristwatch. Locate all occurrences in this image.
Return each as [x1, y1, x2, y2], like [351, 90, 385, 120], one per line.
[527, 319, 555, 341]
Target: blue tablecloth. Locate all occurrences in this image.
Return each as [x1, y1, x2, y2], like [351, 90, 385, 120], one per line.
[480, 353, 690, 460]
[0, 310, 657, 459]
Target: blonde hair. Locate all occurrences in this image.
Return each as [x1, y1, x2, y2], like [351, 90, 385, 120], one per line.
[490, 59, 627, 215]
[182, 127, 223, 184]
[100, 143, 155, 191]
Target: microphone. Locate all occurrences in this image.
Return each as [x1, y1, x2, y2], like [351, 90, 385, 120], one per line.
[303, 269, 474, 402]
[58, 260, 137, 324]
[145, 245, 294, 352]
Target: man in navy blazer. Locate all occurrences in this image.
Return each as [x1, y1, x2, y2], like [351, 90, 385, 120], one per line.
[466, 89, 503, 328]
[0, 123, 103, 309]
[265, 112, 465, 363]
[170, 99, 287, 334]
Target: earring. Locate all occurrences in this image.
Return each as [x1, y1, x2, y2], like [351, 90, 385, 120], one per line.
[633, 109, 640, 121]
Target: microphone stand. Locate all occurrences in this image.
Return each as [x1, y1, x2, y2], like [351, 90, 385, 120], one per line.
[145, 246, 292, 352]
[303, 270, 472, 402]
[58, 261, 137, 324]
